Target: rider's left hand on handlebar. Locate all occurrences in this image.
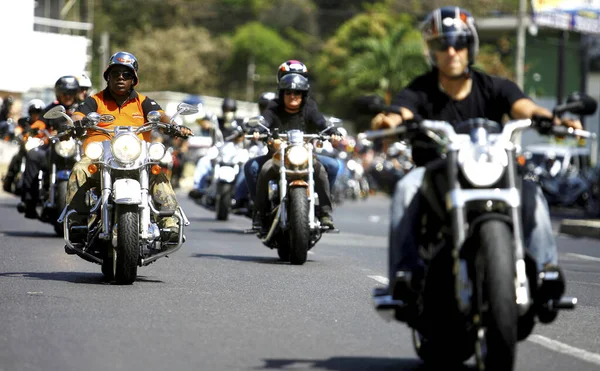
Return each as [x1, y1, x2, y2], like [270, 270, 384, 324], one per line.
[177, 125, 193, 138]
[559, 118, 583, 130]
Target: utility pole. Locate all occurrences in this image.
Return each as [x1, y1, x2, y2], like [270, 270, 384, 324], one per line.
[98, 32, 110, 87]
[516, 0, 527, 89]
[246, 55, 256, 102]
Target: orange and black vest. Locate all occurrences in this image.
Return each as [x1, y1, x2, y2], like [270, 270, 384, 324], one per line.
[74, 88, 164, 150]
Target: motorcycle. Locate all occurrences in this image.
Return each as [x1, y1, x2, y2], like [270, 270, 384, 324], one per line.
[359, 92, 596, 370]
[199, 137, 250, 221]
[19, 128, 81, 235]
[245, 117, 338, 265]
[44, 103, 197, 284]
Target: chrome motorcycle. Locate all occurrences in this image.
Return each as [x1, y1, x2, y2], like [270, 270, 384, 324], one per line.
[245, 117, 338, 265]
[44, 103, 197, 284]
[360, 93, 596, 370]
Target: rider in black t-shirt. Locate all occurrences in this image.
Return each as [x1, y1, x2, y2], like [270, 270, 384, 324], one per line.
[371, 6, 581, 306]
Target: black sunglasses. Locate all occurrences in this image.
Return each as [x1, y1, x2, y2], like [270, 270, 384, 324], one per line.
[109, 70, 135, 80]
[427, 34, 470, 52]
[284, 90, 302, 96]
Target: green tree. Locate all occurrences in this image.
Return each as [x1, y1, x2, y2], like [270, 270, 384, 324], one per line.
[226, 21, 296, 99]
[125, 25, 229, 94]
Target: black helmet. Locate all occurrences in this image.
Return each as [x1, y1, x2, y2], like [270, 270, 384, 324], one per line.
[222, 98, 237, 112]
[420, 6, 479, 66]
[276, 60, 308, 83]
[278, 73, 309, 92]
[258, 91, 276, 111]
[277, 73, 310, 104]
[54, 76, 80, 95]
[103, 51, 139, 86]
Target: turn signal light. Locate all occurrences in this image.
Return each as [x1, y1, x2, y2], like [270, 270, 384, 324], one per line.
[517, 155, 526, 167]
[88, 164, 98, 174]
[151, 164, 162, 175]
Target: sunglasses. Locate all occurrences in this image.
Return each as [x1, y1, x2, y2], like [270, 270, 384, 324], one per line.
[109, 70, 135, 80]
[284, 90, 302, 97]
[427, 34, 470, 52]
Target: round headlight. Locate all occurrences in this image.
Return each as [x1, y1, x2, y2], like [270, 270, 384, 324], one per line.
[148, 142, 166, 161]
[287, 146, 309, 166]
[55, 138, 77, 158]
[85, 141, 104, 160]
[111, 134, 142, 163]
[459, 144, 508, 187]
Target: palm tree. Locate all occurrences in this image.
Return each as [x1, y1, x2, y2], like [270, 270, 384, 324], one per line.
[332, 24, 428, 103]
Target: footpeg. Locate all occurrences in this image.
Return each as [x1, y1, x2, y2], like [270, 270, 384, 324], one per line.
[321, 227, 340, 233]
[553, 296, 577, 310]
[373, 287, 406, 321]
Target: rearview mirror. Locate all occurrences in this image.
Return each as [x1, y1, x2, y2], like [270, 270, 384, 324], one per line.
[246, 116, 269, 132]
[354, 95, 386, 115]
[43, 105, 68, 120]
[565, 92, 597, 116]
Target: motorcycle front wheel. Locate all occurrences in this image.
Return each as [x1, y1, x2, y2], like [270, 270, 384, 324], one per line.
[475, 220, 517, 371]
[53, 181, 68, 236]
[215, 183, 232, 221]
[288, 187, 309, 265]
[115, 205, 139, 284]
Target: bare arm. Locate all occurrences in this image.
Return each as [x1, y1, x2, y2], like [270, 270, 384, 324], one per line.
[511, 98, 582, 129]
[371, 107, 414, 130]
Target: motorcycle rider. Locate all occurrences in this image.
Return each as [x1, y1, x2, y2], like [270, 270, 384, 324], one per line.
[244, 61, 341, 219]
[253, 72, 342, 232]
[230, 91, 277, 214]
[18, 76, 80, 218]
[66, 51, 192, 246]
[75, 73, 93, 103]
[2, 99, 45, 193]
[219, 97, 243, 138]
[371, 6, 581, 309]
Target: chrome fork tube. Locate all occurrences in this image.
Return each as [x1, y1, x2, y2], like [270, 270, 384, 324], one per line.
[140, 167, 150, 240]
[307, 143, 316, 229]
[99, 168, 112, 240]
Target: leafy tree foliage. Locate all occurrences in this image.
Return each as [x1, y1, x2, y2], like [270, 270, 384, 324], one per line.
[125, 26, 229, 95]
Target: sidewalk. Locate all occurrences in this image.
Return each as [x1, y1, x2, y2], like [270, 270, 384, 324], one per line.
[559, 219, 600, 239]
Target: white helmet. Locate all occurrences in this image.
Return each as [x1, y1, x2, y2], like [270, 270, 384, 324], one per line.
[76, 73, 92, 89]
[27, 99, 45, 114]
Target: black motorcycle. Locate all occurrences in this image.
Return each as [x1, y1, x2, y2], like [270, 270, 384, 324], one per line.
[359, 92, 596, 370]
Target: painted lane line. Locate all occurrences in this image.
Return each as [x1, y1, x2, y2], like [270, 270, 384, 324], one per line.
[368, 275, 389, 285]
[529, 335, 600, 367]
[565, 253, 600, 263]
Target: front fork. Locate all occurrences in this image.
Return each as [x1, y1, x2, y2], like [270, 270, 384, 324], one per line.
[447, 147, 531, 315]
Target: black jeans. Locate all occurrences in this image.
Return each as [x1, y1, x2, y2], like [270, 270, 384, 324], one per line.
[255, 157, 332, 216]
[21, 147, 48, 206]
[4, 147, 26, 185]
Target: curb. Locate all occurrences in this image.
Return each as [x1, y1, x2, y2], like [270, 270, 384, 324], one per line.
[559, 219, 600, 239]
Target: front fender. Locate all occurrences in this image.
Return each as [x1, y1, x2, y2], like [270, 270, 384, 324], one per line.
[113, 178, 142, 204]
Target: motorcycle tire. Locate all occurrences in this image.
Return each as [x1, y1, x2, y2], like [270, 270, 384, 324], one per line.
[216, 183, 232, 221]
[101, 241, 116, 281]
[53, 181, 68, 237]
[288, 187, 309, 265]
[476, 220, 517, 371]
[115, 205, 139, 285]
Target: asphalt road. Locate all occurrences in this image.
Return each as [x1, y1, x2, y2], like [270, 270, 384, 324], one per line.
[0, 191, 599, 371]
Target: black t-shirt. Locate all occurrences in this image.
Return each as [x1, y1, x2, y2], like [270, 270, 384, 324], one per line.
[261, 97, 327, 133]
[392, 68, 529, 165]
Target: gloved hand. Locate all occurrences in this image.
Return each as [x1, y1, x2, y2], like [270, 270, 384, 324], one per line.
[164, 124, 193, 138]
[72, 117, 92, 137]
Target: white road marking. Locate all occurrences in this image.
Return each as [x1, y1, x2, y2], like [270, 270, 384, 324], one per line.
[529, 335, 600, 366]
[368, 215, 381, 223]
[368, 275, 389, 285]
[566, 253, 600, 263]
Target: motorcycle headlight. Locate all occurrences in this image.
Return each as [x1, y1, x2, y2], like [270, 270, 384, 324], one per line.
[55, 138, 77, 158]
[287, 146, 309, 166]
[85, 141, 104, 160]
[458, 144, 508, 187]
[111, 134, 142, 163]
[206, 146, 219, 160]
[148, 142, 166, 161]
[25, 137, 44, 151]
